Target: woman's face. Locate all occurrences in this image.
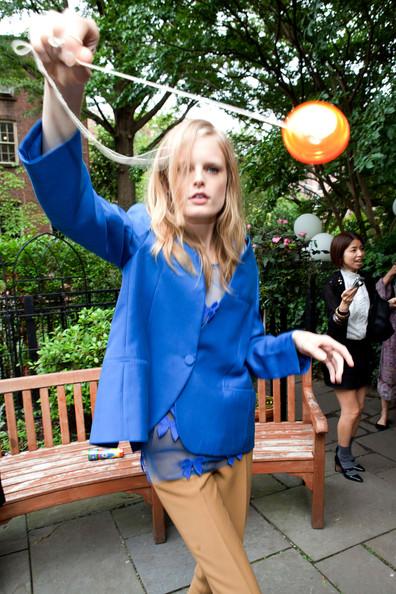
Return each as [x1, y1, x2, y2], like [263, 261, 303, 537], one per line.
[343, 239, 365, 272]
[181, 134, 227, 226]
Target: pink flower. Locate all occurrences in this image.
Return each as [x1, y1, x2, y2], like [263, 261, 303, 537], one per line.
[283, 238, 292, 246]
[272, 236, 281, 244]
[297, 231, 307, 238]
[277, 218, 288, 224]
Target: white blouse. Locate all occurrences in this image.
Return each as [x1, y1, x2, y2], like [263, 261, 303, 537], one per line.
[340, 269, 370, 340]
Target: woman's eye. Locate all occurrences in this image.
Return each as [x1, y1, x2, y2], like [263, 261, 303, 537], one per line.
[207, 166, 220, 174]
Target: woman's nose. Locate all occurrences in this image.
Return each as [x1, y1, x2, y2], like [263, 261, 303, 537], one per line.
[193, 167, 204, 185]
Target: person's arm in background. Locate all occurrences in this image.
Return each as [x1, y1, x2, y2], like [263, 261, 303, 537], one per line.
[322, 279, 357, 340]
[376, 264, 396, 306]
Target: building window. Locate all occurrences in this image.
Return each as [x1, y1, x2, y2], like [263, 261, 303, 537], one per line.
[0, 121, 18, 165]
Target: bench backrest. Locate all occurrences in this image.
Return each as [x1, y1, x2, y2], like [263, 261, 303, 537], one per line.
[0, 368, 101, 456]
[256, 365, 312, 423]
[0, 365, 313, 455]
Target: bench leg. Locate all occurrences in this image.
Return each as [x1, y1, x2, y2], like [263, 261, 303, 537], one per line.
[152, 487, 167, 544]
[311, 436, 325, 529]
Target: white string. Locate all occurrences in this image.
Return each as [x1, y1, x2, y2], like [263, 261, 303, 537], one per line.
[12, 39, 286, 168]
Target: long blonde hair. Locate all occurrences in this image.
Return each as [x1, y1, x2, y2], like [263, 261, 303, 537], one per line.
[146, 119, 246, 290]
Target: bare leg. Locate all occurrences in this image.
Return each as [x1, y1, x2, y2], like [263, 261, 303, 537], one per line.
[334, 389, 360, 446]
[351, 386, 367, 437]
[377, 398, 390, 427]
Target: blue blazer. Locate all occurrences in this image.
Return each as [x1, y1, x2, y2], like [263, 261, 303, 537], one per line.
[20, 122, 309, 456]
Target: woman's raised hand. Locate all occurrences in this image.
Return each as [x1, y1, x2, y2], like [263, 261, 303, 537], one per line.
[292, 330, 354, 384]
[29, 9, 99, 88]
[340, 286, 358, 305]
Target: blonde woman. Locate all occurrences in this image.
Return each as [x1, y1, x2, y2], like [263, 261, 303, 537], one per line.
[21, 11, 353, 594]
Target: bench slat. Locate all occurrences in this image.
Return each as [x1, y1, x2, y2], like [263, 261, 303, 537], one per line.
[4, 392, 19, 454]
[287, 375, 295, 421]
[57, 385, 70, 444]
[22, 390, 37, 451]
[89, 381, 97, 415]
[73, 383, 86, 441]
[0, 368, 101, 394]
[39, 387, 54, 448]
[273, 379, 281, 422]
[257, 379, 266, 422]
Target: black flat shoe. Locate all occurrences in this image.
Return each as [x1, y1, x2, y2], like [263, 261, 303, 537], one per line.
[335, 454, 364, 483]
[376, 421, 390, 431]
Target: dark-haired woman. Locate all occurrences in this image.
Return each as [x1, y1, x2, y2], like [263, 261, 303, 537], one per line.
[322, 232, 376, 483]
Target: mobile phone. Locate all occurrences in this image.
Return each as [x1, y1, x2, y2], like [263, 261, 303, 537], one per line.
[352, 277, 364, 289]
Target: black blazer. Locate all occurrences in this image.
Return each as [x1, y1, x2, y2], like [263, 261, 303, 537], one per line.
[322, 270, 376, 341]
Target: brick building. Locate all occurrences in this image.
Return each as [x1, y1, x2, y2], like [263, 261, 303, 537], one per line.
[0, 86, 90, 217]
[0, 87, 39, 205]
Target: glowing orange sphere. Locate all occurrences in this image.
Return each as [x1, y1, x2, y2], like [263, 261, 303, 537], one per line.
[281, 101, 350, 164]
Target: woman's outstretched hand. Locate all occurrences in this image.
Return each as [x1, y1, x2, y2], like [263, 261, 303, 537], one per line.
[29, 9, 99, 88]
[292, 330, 354, 384]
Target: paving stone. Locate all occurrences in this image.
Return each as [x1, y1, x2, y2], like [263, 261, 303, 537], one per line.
[125, 524, 194, 594]
[0, 550, 31, 594]
[363, 395, 383, 417]
[359, 419, 378, 433]
[272, 473, 304, 488]
[112, 499, 153, 538]
[377, 467, 396, 488]
[253, 547, 338, 593]
[325, 416, 339, 445]
[27, 492, 140, 530]
[316, 544, 396, 594]
[325, 450, 337, 477]
[250, 474, 286, 499]
[325, 416, 370, 445]
[353, 453, 396, 476]
[0, 515, 27, 556]
[366, 530, 396, 568]
[357, 427, 396, 461]
[254, 471, 396, 561]
[315, 388, 340, 416]
[244, 507, 291, 562]
[30, 512, 144, 594]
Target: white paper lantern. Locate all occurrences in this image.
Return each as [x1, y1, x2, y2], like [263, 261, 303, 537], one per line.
[294, 214, 322, 241]
[308, 233, 334, 261]
[393, 199, 396, 216]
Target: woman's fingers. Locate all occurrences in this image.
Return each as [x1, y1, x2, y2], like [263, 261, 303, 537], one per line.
[322, 338, 354, 368]
[293, 331, 354, 375]
[325, 350, 345, 384]
[29, 9, 99, 84]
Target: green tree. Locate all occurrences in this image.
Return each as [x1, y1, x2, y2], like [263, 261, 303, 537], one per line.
[168, 0, 396, 238]
[0, 0, 223, 209]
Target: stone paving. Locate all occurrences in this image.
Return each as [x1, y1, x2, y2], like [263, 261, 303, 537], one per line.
[1, 381, 396, 594]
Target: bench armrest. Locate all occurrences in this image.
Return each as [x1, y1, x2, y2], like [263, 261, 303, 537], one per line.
[302, 385, 328, 434]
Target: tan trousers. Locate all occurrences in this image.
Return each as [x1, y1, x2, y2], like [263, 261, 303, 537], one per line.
[153, 452, 262, 594]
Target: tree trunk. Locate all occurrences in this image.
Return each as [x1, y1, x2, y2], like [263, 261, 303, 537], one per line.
[114, 106, 136, 211]
[355, 171, 382, 238]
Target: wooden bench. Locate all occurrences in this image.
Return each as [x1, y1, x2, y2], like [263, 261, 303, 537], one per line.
[253, 366, 328, 528]
[0, 365, 327, 539]
[0, 368, 166, 543]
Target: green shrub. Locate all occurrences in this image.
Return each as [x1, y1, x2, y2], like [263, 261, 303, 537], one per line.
[34, 307, 113, 374]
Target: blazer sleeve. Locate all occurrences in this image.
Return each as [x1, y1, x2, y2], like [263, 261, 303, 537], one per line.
[245, 280, 310, 379]
[19, 121, 149, 268]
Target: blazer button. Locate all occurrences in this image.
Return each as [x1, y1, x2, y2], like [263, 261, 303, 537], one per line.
[184, 354, 195, 366]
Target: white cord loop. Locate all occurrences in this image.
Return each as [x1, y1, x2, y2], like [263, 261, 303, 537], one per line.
[12, 39, 286, 168]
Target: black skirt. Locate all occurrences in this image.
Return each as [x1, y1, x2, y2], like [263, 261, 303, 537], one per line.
[323, 337, 372, 390]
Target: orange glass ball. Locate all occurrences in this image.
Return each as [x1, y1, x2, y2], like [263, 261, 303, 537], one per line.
[281, 100, 350, 164]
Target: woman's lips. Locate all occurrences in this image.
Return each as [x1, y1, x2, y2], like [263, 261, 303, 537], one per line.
[189, 193, 209, 204]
